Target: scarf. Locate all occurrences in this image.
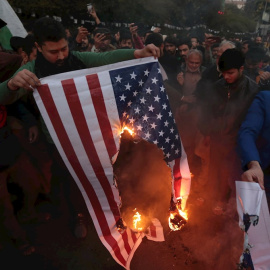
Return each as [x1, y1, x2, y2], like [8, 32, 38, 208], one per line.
[34, 50, 86, 78]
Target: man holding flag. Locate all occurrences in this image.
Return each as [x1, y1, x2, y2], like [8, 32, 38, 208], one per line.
[0, 16, 191, 269]
[0, 15, 159, 224]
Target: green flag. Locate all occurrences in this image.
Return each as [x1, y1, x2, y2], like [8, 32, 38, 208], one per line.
[0, 0, 27, 50]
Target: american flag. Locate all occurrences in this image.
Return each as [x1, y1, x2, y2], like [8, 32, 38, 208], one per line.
[33, 57, 191, 269]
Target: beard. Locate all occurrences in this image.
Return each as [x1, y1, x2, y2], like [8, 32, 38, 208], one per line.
[55, 58, 67, 67]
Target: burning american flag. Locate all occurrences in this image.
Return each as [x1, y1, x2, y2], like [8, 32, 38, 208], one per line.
[33, 57, 191, 269]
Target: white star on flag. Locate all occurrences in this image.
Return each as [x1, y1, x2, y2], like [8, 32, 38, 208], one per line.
[146, 87, 152, 94]
[144, 69, 150, 76]
[115, 75, 122, 82]
[130, 72, 137, 79]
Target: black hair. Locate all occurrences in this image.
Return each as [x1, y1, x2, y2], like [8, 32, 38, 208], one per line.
[143, 30, 153, 38]
[242, 39, 255, 48]
[22, 34, 36, 57]
[211, 43, 220, 50]
[245, 46, 265, 64]
[119, 32, 132, 43]
[218, 48, 245, 71]
[9, 36, 24, 52]
[263, 54, 270, 63]
[164, 36, 178, 46]
[177, 37, 192, 49]
[92, 28, 111, 36]
[33, 17, 66, 46]
[145, 33, 163, 47]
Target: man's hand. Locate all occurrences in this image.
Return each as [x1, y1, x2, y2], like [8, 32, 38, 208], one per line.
[8, 70, 40, 91]
[177, 72, 184, 86]
[28, 125, 39, 143]
[241, 161, 264, 190]
[259, 71, 270, 84]
[89, 6, 98, 19]
[134, 44, 160, 59]
[75, 26, 89, 43]
[94, 33, 107, 49]
[114, 32, 120, 42]
[129, 23, 138, 36]
[152, 27, 161, 33]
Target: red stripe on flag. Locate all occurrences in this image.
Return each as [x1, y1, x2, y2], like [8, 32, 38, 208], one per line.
[61, 79, 119, 217]
[85, 74, 154, 244]
[149, 223, 157, 238]
[173, 158, 182, 198]
[37, 84, 128, 266]
[86, 74, 118, 159]
[61, 79, 133, 254]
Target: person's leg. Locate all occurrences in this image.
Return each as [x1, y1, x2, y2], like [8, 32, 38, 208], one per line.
[50, 144, 88, 238]
[10, 151, 49, 223]
[0, 167, 35, 255]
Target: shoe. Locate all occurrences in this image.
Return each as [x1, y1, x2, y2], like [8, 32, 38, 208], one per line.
[74, 213, 87, 239]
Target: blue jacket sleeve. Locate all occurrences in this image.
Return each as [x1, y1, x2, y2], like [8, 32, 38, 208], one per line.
[237, 92, 266, 170]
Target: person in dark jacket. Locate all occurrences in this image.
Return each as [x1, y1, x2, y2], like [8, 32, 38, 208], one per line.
[197, 48, 259, 214]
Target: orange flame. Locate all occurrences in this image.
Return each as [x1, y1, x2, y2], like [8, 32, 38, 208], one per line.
[168, 198, 188, 231]
[120, 126, 134, 136]
[133, 209, 143, 232]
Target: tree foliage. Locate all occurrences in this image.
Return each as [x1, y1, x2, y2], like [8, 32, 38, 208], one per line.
[8, 0, 256, 33]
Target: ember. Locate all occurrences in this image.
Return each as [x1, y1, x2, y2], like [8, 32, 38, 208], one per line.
[169, 198, 188, 231]
[116, 218, 127, 234]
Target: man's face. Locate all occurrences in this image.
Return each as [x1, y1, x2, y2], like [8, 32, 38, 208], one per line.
[222, 67, 243, 84]
[120, 39, 133, 49]
[191, 38, 198, 48]
[81, 36, 89, 48]
[36, 39, 69, 66]
[245, 59, 260, 71]
[241, 44, 249, 54]
[211, 47, 219, 59]
[94, 33, 111, 51]
[164, 42, 176, 55]
[255, 37, 262, 44]
[186, 53, 201, 72]
[178, 44, 189, 59]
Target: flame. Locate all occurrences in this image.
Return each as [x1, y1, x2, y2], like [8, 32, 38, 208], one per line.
[120, 126, 134, 136]
[133, 209, 143, 232]
[190, 172, 194, 178]
[168, 198, 188, 231]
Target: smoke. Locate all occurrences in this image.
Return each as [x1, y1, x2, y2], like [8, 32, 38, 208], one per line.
[114, 131, 244, 269]
[181, 196, 243, 269]
[113, 130, 172, 230]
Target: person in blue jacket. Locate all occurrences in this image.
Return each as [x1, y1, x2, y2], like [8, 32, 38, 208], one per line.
[238, 91, 270, 202]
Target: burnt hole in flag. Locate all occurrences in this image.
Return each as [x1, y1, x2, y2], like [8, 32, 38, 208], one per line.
[113, 130, 172, 232]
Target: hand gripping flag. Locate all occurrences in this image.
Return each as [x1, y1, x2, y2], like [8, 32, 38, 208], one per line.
[33, 57, 191, 269]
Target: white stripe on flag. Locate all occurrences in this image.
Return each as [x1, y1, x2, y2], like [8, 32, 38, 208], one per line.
[34, 81, 132, 267]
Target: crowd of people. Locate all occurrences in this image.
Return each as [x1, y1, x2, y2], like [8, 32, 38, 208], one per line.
[1, 5, 270, 260]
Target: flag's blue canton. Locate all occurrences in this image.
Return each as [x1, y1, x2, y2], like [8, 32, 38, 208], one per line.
[110, 61, 182, 162]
